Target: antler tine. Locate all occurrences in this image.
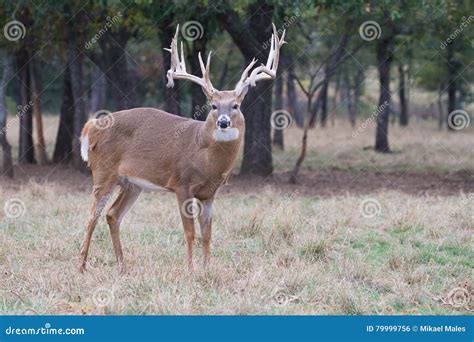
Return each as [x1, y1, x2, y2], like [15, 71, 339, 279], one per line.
[234, 23, 286, 96]
[198, 52, 206, 75]
[165, 25, 180, 88]
[165, 25, 216, 98]
[198, 51, 215, 93]
[180, 41, 186, 72]
[266, 31, 275, 69]
[234, 58, 258, 95]
[279, 28, 286, 47]
[198, 51, 212, 74]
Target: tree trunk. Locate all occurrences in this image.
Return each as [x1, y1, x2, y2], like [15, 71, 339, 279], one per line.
[219, 0, 274, 176]
[446, 43, 457, 131]
[190, 34, 209, 120]
[310, 34, 350, 129]
[319, 66, 329, 127]
[437, 99, 444, 130]
[159, 17, 181, 116]
[240, 71, 273, 174]
[16, 48, 35, 164]
[375, 36, 393, 153]
[353, 68, 364, 122]
[97, 31, 138, 111]
[286, 61, 300, 127]
[290, 99, 311, 184]
[272, 65, 284, 150]
[240, 81, 273, 176]
[68, 40, 87, 171]
[90, 66, 106, 114]
[29, 58, 48, 164]
[218, 49, 231, 90]
[398, 64, 408, 126]
[447, 83, 456, 130]
[53, 66, 74, 163]
[331, 71, 340, 126]
[291, 32, 351, 183]
[308, 90, 321, 128]
[342, 70, 356, 127]
[0, 53, 14, 178]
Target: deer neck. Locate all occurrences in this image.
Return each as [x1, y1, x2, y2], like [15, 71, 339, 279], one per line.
[199, 118, 244, 174]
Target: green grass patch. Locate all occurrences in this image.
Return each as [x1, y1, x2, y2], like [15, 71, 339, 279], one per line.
[299, 241, 327, 262]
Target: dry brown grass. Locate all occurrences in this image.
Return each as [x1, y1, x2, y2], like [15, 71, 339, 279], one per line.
[0, 115, 473, 315]
[278, 117, 474, 174]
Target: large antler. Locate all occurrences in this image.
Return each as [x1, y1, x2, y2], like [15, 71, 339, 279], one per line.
[164, 25, 216, 98]
[234, 24, 286, 97]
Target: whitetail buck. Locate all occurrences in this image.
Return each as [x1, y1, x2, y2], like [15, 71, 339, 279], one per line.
[79, 24, 285, 273]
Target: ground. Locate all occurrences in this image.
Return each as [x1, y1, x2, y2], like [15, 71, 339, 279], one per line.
[0, 116, 473, 314]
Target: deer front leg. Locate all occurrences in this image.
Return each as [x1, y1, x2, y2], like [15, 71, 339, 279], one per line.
[176, 191, 196, 272]
[198, 198, 214, 268]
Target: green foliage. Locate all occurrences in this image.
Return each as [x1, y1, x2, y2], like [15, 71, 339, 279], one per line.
[0, 0, 471, 113]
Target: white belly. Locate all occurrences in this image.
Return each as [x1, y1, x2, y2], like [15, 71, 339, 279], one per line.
[126, 176, 170, 192]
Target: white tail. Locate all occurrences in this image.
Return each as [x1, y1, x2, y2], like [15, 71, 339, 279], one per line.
[80, 132, 89, 162]
[79, 24, 285, 274]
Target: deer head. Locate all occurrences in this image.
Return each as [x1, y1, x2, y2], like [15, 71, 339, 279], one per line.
[165, 24, 286, 141]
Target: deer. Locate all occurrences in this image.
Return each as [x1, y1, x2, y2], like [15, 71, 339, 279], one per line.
[79, 24, 285, 274]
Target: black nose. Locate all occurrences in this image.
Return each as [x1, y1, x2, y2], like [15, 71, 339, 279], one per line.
[217, 117, 231, 129]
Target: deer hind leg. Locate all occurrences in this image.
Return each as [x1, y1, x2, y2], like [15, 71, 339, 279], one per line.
[105, 184, 141, 275]
[198, 198, 214, 268]
[79, 178, 117, 273]
[176, 191, 196, 272]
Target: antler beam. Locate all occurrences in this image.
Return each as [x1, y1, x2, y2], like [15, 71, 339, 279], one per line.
[164, 25, 216, 98]
[234, 24, 286, 96]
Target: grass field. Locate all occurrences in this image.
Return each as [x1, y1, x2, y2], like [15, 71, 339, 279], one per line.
[0, 115, 473, 315]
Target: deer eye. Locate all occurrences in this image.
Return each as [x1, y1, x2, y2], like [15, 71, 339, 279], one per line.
[232, 104, 239, 110]
[211, 104, 218, 110]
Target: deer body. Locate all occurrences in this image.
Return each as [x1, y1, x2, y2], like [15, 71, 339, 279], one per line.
[79, 24, 285, 273]
[82, 107, 242, 199]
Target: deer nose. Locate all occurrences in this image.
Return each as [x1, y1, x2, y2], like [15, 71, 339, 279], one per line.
[217, 115, 231, 129]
